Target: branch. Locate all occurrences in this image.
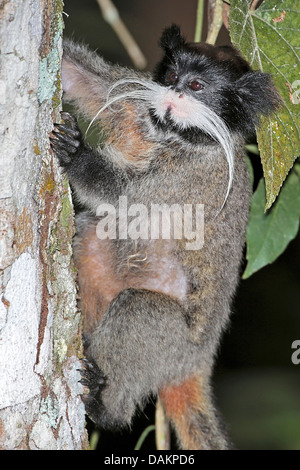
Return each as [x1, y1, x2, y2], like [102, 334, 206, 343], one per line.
[194, 0, 205, 42]
[155, 397, 171, 450]
[96, 0, 147, 69]
[206, 0, 224, 45]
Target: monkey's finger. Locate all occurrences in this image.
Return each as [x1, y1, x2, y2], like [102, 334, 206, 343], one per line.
[60, 111, 79, 130]
[54, 123, 81, 139]
[52, 128, 80, 153]
[50, 137, 72, 164]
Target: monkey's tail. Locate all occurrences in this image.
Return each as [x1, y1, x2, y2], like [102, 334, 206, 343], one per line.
[159, 373, 230, 450]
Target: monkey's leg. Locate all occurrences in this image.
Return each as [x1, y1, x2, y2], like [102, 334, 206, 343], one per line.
[159, 373, 230, 450]
[79, 288, 202, 431]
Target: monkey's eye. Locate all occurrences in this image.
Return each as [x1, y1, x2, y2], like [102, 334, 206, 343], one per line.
[189, 80, 204, 91]
[169, 72, 178, 82]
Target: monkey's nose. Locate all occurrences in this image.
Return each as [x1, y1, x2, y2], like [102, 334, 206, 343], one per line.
[174, 88, 184, 98]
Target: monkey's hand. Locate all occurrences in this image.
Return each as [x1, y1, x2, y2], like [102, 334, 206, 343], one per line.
[50, 111, 127, 212]
[50, 111, 83, 168]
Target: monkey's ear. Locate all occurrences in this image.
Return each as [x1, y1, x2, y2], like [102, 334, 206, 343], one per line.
[159, 24, 186, 52]
[236, 71, 282, 122]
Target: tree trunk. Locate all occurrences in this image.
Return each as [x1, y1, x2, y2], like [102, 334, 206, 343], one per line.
[0, 0, 88, 449]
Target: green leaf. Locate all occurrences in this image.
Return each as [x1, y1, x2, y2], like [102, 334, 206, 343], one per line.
[243, 164, 300, 278]
[229, 0, 300, 210]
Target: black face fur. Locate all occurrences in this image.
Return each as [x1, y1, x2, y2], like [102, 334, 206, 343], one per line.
[152, 24, 281, 139]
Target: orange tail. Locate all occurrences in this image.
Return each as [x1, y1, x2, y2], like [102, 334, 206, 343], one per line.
[159, 374, 229, 450]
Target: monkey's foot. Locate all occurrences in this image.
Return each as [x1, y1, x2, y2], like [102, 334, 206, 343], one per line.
[79, 358, 106, 399]
[79, 358, 129, 429]
[50, 111, 82, 167]
[78, 358, 109, 426]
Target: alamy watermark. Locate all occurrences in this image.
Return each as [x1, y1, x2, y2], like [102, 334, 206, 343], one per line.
[291, 340, 300, 365]
[95, 196, 204, 250]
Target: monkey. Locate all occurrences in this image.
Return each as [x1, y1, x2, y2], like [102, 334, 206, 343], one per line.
[50, 25, 281, 450]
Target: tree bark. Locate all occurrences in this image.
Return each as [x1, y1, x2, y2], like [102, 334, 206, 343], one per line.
[0, 0, 88, 449]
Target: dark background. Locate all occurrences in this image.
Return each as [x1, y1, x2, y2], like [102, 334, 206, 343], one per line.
[62, 0, 300, 450]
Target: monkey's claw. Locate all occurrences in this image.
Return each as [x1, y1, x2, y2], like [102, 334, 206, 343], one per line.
[50, 111, 82, 167]
[79, 358, 106, 397]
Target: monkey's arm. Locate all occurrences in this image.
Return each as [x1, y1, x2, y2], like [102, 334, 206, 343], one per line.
[62, 40, 147, 122]
[50, 112, 127, 211]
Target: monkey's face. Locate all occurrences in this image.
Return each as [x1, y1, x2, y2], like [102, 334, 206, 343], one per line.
[152, 49, 243, 134]
[153, 60, 208, 128]
[152, 25, 280, 139]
